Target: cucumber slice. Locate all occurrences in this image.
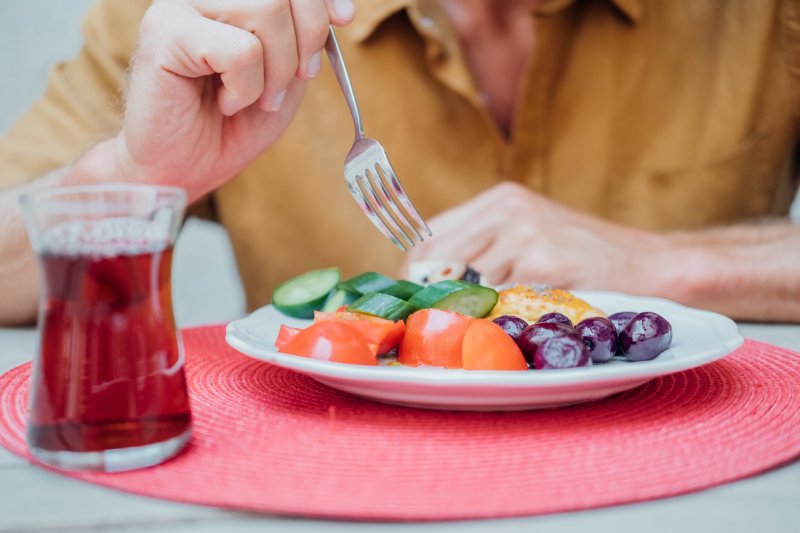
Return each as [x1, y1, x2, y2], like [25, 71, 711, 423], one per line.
[407, 280, 498, 318]
[379, 280, 423, 300]
[272, 268, 341, 318]
[320, 288, 359, 313]
[338, 272, 397, 296]
[347, 292, 418, 321]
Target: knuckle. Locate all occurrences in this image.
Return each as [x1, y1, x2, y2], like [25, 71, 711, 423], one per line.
[258, 0, 291, 19]
[304, 23, 329, 52]
[235, 34, 264, 67]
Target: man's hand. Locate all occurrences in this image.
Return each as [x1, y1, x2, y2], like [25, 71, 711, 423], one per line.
[403, 182, 662, 289]
[403, 182, 800, 322]
[114, 0, 354, 201]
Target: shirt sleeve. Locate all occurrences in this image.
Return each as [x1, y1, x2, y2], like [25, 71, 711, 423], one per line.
[0, 0, 149, 189]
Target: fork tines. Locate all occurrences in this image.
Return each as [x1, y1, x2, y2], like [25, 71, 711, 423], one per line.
[351, 161, 431, 251]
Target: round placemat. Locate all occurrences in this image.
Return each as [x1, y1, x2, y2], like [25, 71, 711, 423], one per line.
[1, 325, 799, 521]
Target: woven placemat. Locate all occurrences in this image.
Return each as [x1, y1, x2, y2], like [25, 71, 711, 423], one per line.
[1, 325, 799, 521]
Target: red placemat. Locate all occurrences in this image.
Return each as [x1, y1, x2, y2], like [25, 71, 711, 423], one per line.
[1, 325, 799, 521]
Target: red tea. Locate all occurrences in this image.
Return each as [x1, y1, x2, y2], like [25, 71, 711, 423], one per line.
[27, 240, 192, 454]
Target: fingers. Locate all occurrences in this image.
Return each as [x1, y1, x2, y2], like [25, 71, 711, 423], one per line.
[323, 0, 355, 25]
[470, 236, 516, 285]
[403, 209, 499, 274]
[140, 3, 267, 116]
[252, 2, 299, 110]
[176, 0, 353, 113]
[402, 183, 539, 282]
[289, 0, 330, 80]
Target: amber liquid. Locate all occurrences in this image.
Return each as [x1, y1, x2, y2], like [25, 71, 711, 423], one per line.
[27, 246, 192, 453]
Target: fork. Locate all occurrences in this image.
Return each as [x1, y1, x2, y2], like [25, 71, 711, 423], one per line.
[324, 27, 432, 251]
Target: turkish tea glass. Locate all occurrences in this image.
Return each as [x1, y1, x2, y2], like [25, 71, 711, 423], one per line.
[20, 184, 192, 472]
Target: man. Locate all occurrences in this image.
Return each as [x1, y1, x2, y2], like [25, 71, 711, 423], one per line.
[0, 0, 798, 325]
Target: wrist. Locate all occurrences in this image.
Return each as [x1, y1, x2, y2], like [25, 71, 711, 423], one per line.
[635, 231, 728, 306]
[61, 135, 140, 187]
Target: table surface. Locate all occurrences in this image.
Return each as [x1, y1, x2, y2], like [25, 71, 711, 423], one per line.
[1, 322, 798, 533]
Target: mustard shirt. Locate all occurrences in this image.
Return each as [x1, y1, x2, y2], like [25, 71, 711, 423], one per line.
[1, 0, 799, 310]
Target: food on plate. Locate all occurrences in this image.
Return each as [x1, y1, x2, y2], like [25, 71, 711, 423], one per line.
[338, 271, 399, 295]
[320, 287, 359, 312]
[398, 309, 474, 368]
[516, 322, 585, 368]
[271, 267, 674, 370]
[492, 315, 528, 341]
[607, 311, 638, 334]
[488, 285, 605, 325]
[347, 292, 418, 321]
[536, 312, 573, 327]
[461, 320, 528, 371]
[275, 325, 302, 350]
[618, 312, 674, 361]
[406, 280, 498, 318]
[278, 321, 378, 365]
[575, 317, 618, 363]
[380, 280, 425, 300]
[271, 267, 341, 319]
[407, 260, 482, 286]
[314, 311, 405, 354]
[535, 335, 592, 370]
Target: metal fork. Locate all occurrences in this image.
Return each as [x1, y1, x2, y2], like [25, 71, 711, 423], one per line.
[324, 27, 432, 251]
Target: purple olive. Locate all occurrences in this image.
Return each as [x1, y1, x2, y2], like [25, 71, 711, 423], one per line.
[618, 312, 673, 362]
[516, 323, 580, 368]
[492, 315, 528, 341]
[536, 312, 573, 327]
[534, 335, 592, 370]
[608, 311, 637, 334]
[576, 317, 618, 364]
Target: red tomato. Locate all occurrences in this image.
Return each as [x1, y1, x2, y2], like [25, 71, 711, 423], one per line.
[279, 321, 378, 365]
[314, 311, 405, 354]
[275, 325, 302, 350]
[461, 320, 528, 371]
[398, 309, 473, 368]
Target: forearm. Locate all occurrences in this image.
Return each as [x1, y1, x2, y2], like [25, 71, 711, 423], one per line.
[646, 220, 800, 322]
[0, 138, 125, 325]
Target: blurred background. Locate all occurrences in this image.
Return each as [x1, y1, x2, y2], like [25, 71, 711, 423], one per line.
[0, 0, 247, 326]
[1, 2, 798, 327]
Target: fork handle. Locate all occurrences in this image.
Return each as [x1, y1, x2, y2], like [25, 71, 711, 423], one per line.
[325, 26, 365, 139]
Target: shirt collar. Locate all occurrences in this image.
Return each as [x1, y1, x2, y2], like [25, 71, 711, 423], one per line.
[350, 0, 412, 42]
[350, 0, 643, 43]
[538, 0, 643, 21]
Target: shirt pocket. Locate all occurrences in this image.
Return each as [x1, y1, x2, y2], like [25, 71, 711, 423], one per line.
[617, 129, 772, 230]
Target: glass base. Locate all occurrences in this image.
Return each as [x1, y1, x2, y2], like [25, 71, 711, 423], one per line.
[29, 427, 191, 472]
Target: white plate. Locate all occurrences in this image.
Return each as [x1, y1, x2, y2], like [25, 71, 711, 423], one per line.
[225, 291, 743, 411]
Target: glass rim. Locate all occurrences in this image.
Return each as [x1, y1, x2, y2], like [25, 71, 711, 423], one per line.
[20, 183, 187, 210]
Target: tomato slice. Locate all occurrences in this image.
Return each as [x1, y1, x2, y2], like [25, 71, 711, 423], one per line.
[275, 325, 302, 350]
[398, 309, 473, 368]
[314, 311, 405, 354]
[279, 321, 378, 365]
[461, 319, 528, 371]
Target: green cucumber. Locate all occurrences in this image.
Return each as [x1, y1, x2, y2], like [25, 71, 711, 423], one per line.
[379, 280, 423, 300]
[338, 272, 397, 296]
[347, 292, 418, 321]
[272, 268, 341, 318]
[407, 280, 498, 318]
[320, 287, 359, 313]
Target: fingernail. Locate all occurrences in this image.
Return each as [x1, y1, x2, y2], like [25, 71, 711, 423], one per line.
[271, 89, 287, 111]
[307, 51, 322, 77]
[333, 0, 354, 20]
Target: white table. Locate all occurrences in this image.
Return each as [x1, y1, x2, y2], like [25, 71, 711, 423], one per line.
[1, 323, 799, 533]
